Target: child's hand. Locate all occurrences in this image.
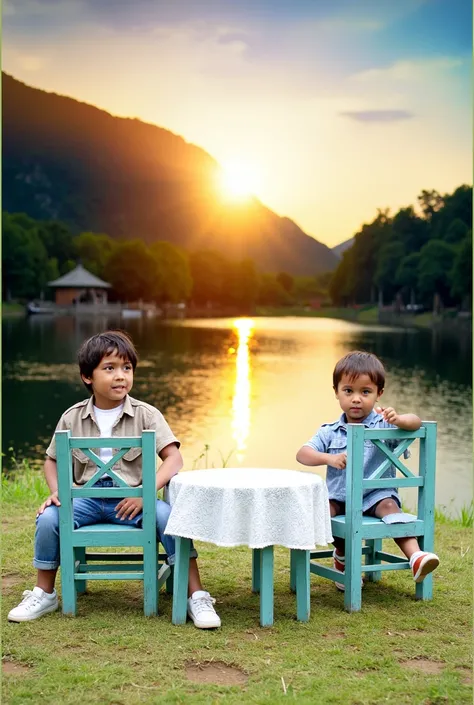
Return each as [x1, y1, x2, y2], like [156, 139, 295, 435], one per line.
[331, 453, 347, 470]
[37, 492, 61, 517]
[115, 497, 143, 521]
[375, 406, 400, 425]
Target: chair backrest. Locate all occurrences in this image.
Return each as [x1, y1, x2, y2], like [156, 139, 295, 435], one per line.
[345, 421, 437, 523]
[56, 429, 157, 533]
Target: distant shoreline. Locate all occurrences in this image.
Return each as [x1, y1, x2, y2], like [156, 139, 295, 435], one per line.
[3, 302, 471, 334]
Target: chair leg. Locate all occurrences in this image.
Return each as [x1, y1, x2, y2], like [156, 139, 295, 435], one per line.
[252, 549, 261, 593]
[172, 537, 191, 625]
[415, 536, 433, 601]
[259, 546, 274, 627]
[60, 549, 77, 616]
[365, 539, 382, 582]
[289, 550, 297, 593]
[292, 549, 310, 622]
[74, 548, 87, 595]
[166, 568, 174, 595]
[143, 542, 158, 617]
[344, 537, 363, 613]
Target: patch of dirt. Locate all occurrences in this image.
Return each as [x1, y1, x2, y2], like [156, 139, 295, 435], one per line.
[2, 575, 22, 590]
[400, 659, 444, 675]
[322, 631, 345, 640]
[242, 630, 260, 641]
[456, 666, 472, 685]
[185, 661, 248, 686]
[2, 660, 30, 675]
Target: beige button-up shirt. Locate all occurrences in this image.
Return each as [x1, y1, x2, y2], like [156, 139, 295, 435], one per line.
[45, 395, 180, 486]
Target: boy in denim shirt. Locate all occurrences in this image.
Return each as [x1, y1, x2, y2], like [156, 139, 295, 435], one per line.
[8, 330, 220, 628]
[297, 350, 439, 590]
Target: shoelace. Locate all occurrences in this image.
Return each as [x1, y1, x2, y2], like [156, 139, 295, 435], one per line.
[192, 596, 216, 615]
[19, 590, 42, 610]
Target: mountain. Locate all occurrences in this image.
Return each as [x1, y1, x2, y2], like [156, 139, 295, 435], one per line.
[2, 73, 338, 276]
[332, 237, 354, 259]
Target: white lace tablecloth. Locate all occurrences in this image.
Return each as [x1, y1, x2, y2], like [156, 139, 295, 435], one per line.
[165, 468, 333, 550]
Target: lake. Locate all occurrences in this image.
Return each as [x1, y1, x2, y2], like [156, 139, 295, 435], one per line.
[3, 314, 472, 514]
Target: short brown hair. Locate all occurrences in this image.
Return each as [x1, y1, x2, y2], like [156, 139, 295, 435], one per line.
[333, 350, 385, 393]
[78, 330, 138, 391]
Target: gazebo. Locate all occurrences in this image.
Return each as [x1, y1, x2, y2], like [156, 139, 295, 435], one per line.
[48, 264, 111, 305]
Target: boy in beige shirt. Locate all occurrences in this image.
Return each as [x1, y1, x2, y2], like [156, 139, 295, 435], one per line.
[8, 330, 220, 628]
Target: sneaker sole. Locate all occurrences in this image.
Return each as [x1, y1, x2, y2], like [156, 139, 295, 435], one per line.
[414, 556, 439, 583]
[187, 615, 221, 629]
[7, 602, 58, 622]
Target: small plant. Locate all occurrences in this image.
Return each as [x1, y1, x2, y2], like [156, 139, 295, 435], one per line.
[192, 445, 235, 470]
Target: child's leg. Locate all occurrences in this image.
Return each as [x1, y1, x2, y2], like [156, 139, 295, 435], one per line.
[329, 500, 345, 555]
[371, 498, 439, 581]
[8, 498, 103, 622]
[370, 498, 420, 558]
[153, 499, 202, 596]
[34, 497, 104, 591]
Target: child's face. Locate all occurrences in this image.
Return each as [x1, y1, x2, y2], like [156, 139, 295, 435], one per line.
[81, 350, 134, 409]
[334, 373, 382, 424]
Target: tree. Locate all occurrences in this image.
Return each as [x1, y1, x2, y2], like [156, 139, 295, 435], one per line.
[418, 240, 456, 311]
[149, 241, 192, 303]
[104, 240, 160, 301]
[3, 212, 51, 299]
[258, 274, 291, 306]
[189, 250, 227, 305]
[374, 241, 405, 305]
[443, 218, 469, 245]
[450, 231, 472, 307]
[75, 232, 116, 277]
[396, 253, 421, 305]
[417, 189, 444, 220]
[37, 220, 77, 274]
[224, 258, 259, 309]
[276, 271, 294, 294]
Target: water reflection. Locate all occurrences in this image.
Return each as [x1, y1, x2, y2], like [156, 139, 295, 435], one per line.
[2, 314, 471, 511]
[231, 318, 254, 459]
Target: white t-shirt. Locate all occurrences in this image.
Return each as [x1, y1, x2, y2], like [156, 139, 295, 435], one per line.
[93, 403, 124, 477]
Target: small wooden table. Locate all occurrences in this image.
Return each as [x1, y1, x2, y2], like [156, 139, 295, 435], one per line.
[165, 468, 333, 626]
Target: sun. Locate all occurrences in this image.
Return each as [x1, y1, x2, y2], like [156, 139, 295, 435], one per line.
[218, 159, 261, 202]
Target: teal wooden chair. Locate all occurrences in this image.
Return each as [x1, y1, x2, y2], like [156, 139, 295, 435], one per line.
[303, 421, 437, 612]
[56, 429, 171, 617]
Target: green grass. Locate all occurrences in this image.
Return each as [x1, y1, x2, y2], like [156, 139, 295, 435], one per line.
[2, 470, 472, 704]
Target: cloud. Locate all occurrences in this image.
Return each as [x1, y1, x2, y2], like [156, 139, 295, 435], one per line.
[340, 109, 414, 123]
[352, 57, 466, 84]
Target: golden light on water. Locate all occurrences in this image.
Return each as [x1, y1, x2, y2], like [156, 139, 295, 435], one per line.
[231, 318, 254, 458]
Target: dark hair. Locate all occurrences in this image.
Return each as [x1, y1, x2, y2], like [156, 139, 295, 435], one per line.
[333, 350, 385, 393]
[78, 330, 138, 391]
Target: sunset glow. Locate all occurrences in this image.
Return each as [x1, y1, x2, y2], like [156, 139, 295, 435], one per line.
[231, 317, 254, 458]
[219, 160, 262, 201]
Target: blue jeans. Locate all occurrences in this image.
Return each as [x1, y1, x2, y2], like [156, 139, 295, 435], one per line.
[33, 479, 198, 570]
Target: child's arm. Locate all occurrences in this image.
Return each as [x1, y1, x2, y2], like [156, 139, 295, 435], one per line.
[37, 457, 61, 515]
[296, 446, 347, 470]
[375, 406, 421, 431]
[155, 443, 183, 491]
[115, 443, 183, 520]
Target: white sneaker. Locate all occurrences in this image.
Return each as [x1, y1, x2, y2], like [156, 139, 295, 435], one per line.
[187, 590, 221, 629]
[158, 563, 171, 584]
[8, 587, 58, 622]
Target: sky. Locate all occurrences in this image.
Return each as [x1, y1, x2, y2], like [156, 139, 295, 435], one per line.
[3, 0, 472, 247]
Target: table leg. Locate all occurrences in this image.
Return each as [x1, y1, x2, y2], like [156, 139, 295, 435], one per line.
[292, 549, 310, 622]
[259, 546, 274, 627]
[172, 537, 190, 625]
[289, 550, 297, 593]
[252, 549, 261, 593]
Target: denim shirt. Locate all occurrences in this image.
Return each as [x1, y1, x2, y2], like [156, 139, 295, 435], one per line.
[304, 409, 408, 507]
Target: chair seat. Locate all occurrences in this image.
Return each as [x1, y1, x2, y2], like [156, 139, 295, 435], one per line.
[331, 514, 423, 539]
[75, 523, 140, 532]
